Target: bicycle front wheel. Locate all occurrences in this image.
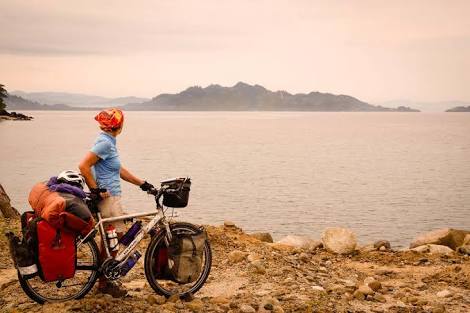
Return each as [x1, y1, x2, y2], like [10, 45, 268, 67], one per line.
[144, 222, 212, 298]
[18, 238, 100, 304]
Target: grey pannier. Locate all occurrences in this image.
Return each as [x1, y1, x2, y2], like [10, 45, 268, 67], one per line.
[167, 228, 206, 284]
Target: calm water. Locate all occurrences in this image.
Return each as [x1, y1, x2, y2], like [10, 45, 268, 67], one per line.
[1, 111, 469, 247]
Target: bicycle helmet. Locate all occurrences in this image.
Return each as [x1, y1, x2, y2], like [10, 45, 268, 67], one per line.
[57, 170, 86, 189]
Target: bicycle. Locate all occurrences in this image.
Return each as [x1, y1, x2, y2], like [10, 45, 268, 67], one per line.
[18, 178, 212, 304]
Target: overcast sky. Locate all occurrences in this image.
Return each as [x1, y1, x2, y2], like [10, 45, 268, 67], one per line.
[1, 0, 469, 102]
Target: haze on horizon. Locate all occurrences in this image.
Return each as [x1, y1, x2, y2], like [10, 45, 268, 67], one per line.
[1, 0, 469, 103]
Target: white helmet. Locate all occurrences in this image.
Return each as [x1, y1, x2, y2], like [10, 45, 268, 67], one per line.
[57, 170, 85, 189]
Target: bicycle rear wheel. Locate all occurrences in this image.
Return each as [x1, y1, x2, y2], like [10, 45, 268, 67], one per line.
[144, 222, 212, 298]
[18, 238, 100, 304]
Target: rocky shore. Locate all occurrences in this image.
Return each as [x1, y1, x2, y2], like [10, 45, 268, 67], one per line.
[0, 217, 469, 313]
[0, 109, 33, 121]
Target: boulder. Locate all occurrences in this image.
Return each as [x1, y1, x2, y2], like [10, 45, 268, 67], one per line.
[250, 232, 274, 243]
[457, 245, 470, 255]
[321, 227, 357, 254]
[410, 244, 454, 255]
[373, 240, 391, 251]
[463, 234, 470, 246]
[0, 184, 20, 218]
[276, 235, 322, 250]
[410, 228, 470, 250]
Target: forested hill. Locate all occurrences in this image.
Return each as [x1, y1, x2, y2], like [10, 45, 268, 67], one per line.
[124, 82, 419, 112]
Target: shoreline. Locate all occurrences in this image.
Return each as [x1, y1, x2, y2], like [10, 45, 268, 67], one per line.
[0, 110, 33, 121]
[0, 218, 469, 312]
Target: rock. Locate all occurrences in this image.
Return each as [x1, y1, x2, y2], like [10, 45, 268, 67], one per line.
[167, 294, 180, 303]
[457, 245, 470, 255]
[410, 228, 470, 250]
[353, 290, 365, 300]
[247, 253, 262, 263]
[186, 299, 204, 312]
[264, 303, 274, 310]
[431, 304, 446, 313]
[0, 184, 20, 218]
[251, 232, 274, 243]
[340, 279, 357, 288]
[373, 294, 386, 303]
[228, 250, 247, 263]
[363, 277, 376, 285]
[321, 227, 357, 254]
[224, 220, 236, 227]
[210, 297, 230, 305]
[410, 244, 454, 254]
[359, 244, 376, 253]
[298, 253, 310, 262]
[436, 289, 452, 298]
[250, 260, 266, 274]
[374, 240, 391, 251]
[239, 304, 256, 313]
[272, 306, 284, 313]
[276, 235, 322, 250]
[357, 284, 374, 296]
[311, 285, 326, 293]
[368, 281, 382, 292]
[147, 294, 166, 305]
[463, 234, 470, 245]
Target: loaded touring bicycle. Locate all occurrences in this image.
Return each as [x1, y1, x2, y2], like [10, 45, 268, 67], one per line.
[8, 177, 212, 303]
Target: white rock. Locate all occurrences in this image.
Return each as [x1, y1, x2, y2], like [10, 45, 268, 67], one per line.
[311, 285, 326, 292]
[410, 244, 454, 255]
[276, 235, 322, 250]
[363, 277, 376, 285]
[410, 228, 470, 250]
[436, 289, 452, 298]
[240, 304, 256, 313]
[321, 227, 357, 254]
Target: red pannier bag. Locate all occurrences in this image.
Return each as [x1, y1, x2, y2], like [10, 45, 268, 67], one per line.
[36, 220, 76, 282]
[154, 245, 173, 279]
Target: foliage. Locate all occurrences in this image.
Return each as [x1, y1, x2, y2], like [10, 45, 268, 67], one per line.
[0, 84, 7, 111]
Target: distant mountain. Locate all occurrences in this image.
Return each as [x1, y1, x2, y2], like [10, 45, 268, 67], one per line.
[376, 100, 470, 112]
[125, 82, 419, 112]
[446, 106, 470, 112]
[11, 91, 149, 108]
[5, 95, 94, 111]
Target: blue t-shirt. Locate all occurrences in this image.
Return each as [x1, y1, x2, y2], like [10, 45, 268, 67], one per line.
[90, 132, 121, 196]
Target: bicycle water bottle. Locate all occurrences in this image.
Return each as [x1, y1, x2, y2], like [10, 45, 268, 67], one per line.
[119, 221, 142, 246]
[106, 225, 119, 252]
[120, 251, 141, 276]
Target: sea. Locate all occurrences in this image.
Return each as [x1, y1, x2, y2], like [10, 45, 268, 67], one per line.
[1, 111, 469, 248]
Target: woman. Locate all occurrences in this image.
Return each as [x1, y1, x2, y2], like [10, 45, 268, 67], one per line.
[79, 108, 154, 297]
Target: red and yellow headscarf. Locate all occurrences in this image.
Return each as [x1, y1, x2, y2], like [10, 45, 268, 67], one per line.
[94, 108, 124, 131]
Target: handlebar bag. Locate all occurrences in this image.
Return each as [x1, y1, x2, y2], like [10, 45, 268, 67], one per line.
[29, 219, 77, 282]
[162, 178, 191, 208]
[167, 228, 206, 284]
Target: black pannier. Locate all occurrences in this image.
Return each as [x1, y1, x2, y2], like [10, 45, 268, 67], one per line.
[161, 178, 191, 208]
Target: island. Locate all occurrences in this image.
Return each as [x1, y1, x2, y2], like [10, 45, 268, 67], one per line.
[446, 106, 470, 112]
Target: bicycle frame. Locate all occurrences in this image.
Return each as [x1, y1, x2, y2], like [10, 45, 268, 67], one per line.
[77, 189, 173, 268]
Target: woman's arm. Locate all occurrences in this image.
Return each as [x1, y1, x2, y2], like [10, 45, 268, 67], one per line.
[120, 166, 145, 186]
[78, 152, 110, 198]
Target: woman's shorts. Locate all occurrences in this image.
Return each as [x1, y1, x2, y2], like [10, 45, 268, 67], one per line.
[98, 196, 126, 232]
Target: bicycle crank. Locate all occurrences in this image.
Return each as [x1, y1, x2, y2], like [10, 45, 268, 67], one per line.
[101, 259, 122, 280]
